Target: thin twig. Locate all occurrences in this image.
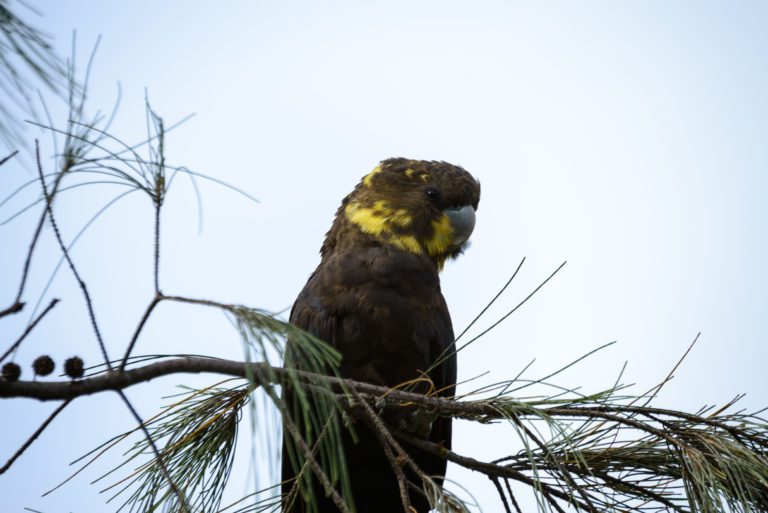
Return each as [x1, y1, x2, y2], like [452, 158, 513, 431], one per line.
[10, 141, 74, 312]
[115, 389, 190, 513]
[0, 301, 24, 319]
[119, 294, 162, 371]
[282, 416, 335, 512]
[161, 294, 230, 310]
[272, 392, 351, 513]
[353, 389, 417, 512]
[457, 260, 567, 352]
[0, 298, 59, 364]
[398, 433, 577, 512]
[0, 150, 20, 166]
[454, 257, 525, 342]
[490, 477, 512, 513]
[368, 413, 413, 512]
[427, 260, 565, 377]
[35, 140, 111, 367]
[503, 479, 523, 513]
[0, 399, 72, 474]
[510, 414, 599, 512]
[8, 197, 45, 310]
[153, 198, 161, 294]
[639, 332, 700, 407]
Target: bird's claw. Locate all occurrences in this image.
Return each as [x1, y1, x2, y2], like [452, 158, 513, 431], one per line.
[375, 396, 387, 416]
[403, 408, 439, 437]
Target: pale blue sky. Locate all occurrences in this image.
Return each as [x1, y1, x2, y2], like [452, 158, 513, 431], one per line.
[2, 1, 767, 511]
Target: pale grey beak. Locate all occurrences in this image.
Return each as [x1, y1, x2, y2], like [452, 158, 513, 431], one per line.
[443, 205, 476, 246]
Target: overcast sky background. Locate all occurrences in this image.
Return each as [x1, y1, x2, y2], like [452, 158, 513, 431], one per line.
[2, 1, 767, 511]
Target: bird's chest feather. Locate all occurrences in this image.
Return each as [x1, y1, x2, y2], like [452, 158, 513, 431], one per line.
[292, 247, 453, 387]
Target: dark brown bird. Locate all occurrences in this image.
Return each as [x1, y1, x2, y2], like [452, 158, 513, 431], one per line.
[282, 157, 480, 512]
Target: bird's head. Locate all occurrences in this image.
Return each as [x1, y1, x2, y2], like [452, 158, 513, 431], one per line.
[323, 158, 481, 268]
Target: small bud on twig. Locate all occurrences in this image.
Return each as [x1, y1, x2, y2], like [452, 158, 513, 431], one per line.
[2, 362, 21, 382]
[64, 356, 84, 379]
[32, 355, 55, 376]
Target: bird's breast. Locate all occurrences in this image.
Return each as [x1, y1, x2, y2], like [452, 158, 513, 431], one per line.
[303, 247, 449, 388]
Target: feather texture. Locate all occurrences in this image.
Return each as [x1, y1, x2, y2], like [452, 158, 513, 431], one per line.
[282, 158, 480, 513]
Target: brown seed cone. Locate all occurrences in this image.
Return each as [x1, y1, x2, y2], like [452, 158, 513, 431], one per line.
[33, 355, 55, 376]
[64, 356, 84, 379]
[1, 362, 21, 382]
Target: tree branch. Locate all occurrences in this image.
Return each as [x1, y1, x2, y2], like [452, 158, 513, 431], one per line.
[0, 150, 20, 166]
[35, 141, 111, 367]
[0, 298, 59, 364]
[115, 389, 190, 513]
[0, 301, 24, 320]
[397, 433, 576, 513]
[2, 354, 766, 512]
[119, 293, 161, 370]
[490, 476, 513, 513]
[353, 388, 422, 512]
[0, 399, 71, 474]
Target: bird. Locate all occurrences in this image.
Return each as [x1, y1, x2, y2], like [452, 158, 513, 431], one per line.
[282, 157, 480, 513]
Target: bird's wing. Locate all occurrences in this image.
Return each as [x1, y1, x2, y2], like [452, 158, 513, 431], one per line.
[283, 249, 456, 513]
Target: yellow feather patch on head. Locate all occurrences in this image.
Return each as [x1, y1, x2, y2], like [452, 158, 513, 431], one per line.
[345, 200, 423, 254]
[391, 208, 413, 228]
[392, 234, 423, 254]
[405, 168, 430, 182]
[363, 166, 382, 187]
[372, 199, 389, 212]
[425, 214, 453, 257]
[345, 201, 387, 236]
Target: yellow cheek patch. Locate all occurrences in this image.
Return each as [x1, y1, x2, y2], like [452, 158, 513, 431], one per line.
[345, 201, 422, 254]
[363, 166, 382, 187]
[425, 214, 454, 257]
[391, 234, 422, 254]
[390, 209, 413, 228]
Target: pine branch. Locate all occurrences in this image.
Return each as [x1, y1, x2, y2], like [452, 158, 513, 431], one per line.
[3, 353, 767, 512]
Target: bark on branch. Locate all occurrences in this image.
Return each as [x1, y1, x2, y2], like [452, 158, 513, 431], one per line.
[0, 356, 460, 411]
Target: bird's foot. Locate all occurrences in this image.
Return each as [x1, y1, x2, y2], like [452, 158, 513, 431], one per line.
[396, 407, 439, 438]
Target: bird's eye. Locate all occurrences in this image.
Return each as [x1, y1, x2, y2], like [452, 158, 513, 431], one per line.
[425, 187, 440, 202]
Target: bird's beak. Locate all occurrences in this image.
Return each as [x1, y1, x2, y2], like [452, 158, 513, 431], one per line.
[443, 205, 476, 246]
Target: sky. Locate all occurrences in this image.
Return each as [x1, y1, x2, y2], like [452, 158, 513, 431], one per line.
[1, 1, 767, 511]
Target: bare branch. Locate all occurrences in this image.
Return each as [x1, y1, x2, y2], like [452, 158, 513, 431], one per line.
[0, 399, 71, 474]
[2, 139, 75, 319]
[0, 150, 20, 166]
[115, 389, 191, 513]
[0, 298, 58, 364]
[119, 294, 161, 371]
[490, 477, 512, 513]
[397, 433, 577, 512]
[353, 388, 418, 512]
[0, 301, 24, 319]
[269, 388, 351, 513]
[35, 140, 111, 367]
[503, 480, 523, 513]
